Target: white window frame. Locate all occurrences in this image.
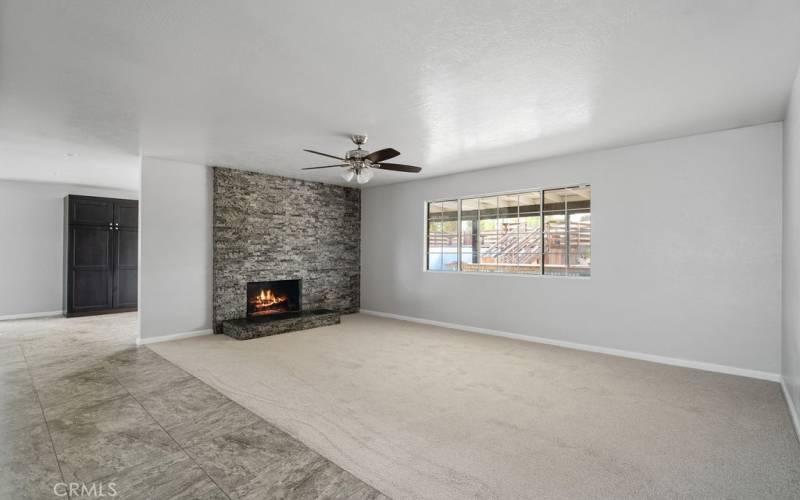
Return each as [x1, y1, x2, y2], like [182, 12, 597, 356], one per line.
[423, 184, 591, 278]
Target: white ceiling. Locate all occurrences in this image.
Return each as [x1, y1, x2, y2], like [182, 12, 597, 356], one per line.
[1, 1, 800, 191]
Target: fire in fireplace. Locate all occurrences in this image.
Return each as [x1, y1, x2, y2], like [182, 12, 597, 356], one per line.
[246, 279, 301, 319]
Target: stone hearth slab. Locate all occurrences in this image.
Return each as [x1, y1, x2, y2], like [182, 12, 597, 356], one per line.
[221, 310, 340, 340]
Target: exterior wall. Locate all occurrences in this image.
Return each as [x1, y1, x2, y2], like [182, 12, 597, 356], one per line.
[212, 167, 360, 331]
[361, 123, 783, 375]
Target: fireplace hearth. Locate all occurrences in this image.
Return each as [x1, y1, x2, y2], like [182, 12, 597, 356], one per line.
[247, 279, 301, 320]
[225, 278, 340, 338]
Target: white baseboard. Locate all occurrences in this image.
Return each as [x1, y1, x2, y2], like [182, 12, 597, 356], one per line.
[359, 309, 780, 382]
[137, 329, 213, 345]
[781, 378, 800, 443]
[0, 310, 62, 321]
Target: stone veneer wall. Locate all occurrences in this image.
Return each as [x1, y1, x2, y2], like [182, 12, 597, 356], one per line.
[213, 167, 360, 332]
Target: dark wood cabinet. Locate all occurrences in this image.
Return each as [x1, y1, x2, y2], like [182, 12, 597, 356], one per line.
[64, 195, 138, 317]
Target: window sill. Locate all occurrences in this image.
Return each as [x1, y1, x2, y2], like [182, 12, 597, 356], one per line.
[422, 270, 591, 280]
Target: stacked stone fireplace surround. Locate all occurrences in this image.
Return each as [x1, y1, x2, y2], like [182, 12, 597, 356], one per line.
[212, 167, 360, 336]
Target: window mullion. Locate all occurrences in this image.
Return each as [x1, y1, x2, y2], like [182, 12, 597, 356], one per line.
[540, 189, 544, 275]
[457, 198, 462, 272]
[477, 204, 481, 270]
[565, 198, 570, 275]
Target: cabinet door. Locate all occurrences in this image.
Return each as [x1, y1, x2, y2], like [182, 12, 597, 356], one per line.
[70, 196, 114, 225]
[113, 226, 138, 309]
[69, 226, 113, 312]
[115, 200, 139, 229]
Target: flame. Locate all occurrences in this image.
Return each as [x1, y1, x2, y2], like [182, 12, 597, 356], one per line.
[250, 287, 289, 315]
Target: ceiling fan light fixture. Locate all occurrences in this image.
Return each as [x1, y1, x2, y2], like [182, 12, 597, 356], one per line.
[356, 167, 374, 184]
[340, 169, 355, 182]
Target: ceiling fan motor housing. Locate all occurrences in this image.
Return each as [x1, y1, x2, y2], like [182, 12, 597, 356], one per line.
[347, 135, 371, 168]
[346, 148, 369, 163]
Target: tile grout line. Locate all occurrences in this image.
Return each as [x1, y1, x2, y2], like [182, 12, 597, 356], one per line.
[19, 344, 71, 500]
[106, 367, 233, 500]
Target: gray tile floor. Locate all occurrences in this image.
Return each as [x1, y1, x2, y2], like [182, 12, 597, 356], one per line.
[0, 313, 387, 499]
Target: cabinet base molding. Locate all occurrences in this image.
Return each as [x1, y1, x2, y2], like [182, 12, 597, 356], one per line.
[65, 307, 137, 318]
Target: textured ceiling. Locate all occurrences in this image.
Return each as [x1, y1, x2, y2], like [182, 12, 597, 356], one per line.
[1, 0, 800, 190]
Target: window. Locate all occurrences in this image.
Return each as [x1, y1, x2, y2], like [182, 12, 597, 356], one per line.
[426, 199, 459, 271]
[425, 185, 590, 276]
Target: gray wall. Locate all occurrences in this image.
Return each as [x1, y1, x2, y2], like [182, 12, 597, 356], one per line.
[361, 123, 782, 375]
[213, 167, 360, 331]
[139, 157, 213, 340]
[0, 180, 138, 318]
[783, 67, 800, 427]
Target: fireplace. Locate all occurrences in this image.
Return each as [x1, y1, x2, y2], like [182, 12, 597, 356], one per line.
[246, 279, 301, 320]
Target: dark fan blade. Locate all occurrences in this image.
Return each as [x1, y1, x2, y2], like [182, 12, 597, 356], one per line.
[375, 163, 422, 173]
[365, 148, 400, 163]
[301, 164, 348, 170]
[303, 149, 346, 161]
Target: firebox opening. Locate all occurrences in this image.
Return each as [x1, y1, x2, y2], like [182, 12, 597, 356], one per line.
[246, 279, 301, 320]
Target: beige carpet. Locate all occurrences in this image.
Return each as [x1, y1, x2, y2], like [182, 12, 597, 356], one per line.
[150, 314, 800, 499]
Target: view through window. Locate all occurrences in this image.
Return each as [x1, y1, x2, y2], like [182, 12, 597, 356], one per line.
[426, 186, 591, 276]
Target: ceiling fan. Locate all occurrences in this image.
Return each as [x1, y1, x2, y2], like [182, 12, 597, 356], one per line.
[302, 134, 422, 184]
